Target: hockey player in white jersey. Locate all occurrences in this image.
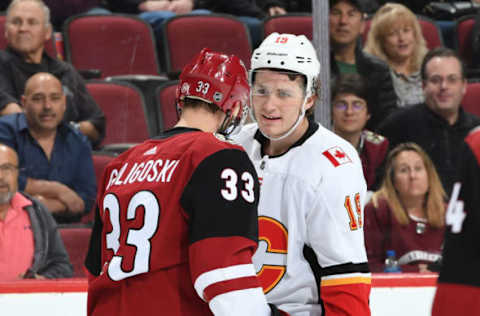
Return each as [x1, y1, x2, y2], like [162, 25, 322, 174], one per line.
[233, 33, 371, 315]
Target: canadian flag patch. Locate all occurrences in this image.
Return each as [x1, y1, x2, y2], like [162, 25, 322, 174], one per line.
[322, 146, 352, 167]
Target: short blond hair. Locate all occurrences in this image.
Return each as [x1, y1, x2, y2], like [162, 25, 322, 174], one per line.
[7, 0, 51, 28]
[372, 142, 446, 228]
[364, 3, 428, 74]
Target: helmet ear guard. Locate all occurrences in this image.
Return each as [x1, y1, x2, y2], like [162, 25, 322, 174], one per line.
[176, 48, 251, 136]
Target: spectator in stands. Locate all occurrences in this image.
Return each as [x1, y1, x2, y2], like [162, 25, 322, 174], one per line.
[379, 47, 480, 194]
[375, 0, 428, 15]
[364, 3, 428, 107]
[256, 0, 310, 15]
[364, 142, 446, 272]
[103, 0, 210, 52]
[332, 73, 389, 191]
[0, 73, 97, 223]
[137, 0, 210, 29]
[42, 0, 109, 30]
[0, 144, 73, 280]
[109, 0, 267, 49]
[329, 0, 398, 131]
[0, 0, 105, 146]
[195, 0, 266, 48]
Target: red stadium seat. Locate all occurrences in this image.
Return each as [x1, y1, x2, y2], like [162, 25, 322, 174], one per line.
[362, 18, 372, 44]
[362, 15, 444, 49]
[417, 15, 444, 49]
[86, 81, 152, 151]
[162, 14, 252, 77]
[0, 15, 58, 59]
[81, 151, 117, 224]
[63, 14, 161, 78]
[156, 80, 179, 131]
[262, 14, 313, 40]
[59, 227, 92, 277]
[455, 15, 476, 66]
[462, 81, 480, 117]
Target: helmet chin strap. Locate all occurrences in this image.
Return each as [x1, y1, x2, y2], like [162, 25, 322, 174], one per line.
[250, 93, 310, 142]
[217, 106, 248, 137]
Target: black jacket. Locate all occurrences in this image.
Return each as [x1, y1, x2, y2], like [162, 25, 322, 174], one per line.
[378, 104, 480, 194]
[331, 44, 398, 131]
[257, 0, 311, 12]
[196, 0, 265, 18]
[0, 48, 106, 145]
[23, 193, 73, 279]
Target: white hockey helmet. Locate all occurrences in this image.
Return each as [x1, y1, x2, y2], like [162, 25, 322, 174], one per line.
[250, 32, 320, 97]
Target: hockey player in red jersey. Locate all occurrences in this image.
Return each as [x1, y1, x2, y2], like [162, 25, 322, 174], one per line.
[85, 49, 287, 316]
[233, 33, 371, 315]
[432, 127, 480, 315]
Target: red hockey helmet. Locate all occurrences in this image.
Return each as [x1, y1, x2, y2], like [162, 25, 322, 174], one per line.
[176, 48, 250, 135]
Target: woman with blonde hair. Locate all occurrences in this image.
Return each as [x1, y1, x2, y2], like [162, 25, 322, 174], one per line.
[364, 142, 446, 272]
[364, 3, 428, 107]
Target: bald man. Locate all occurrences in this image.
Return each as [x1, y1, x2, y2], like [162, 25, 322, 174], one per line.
[0, 143, 72, 280]
[0, 72, 96, 223]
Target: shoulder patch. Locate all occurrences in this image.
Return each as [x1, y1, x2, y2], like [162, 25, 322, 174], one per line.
[213, 133, 238, 145]
[322, 146, 352, 167]
[364, 130, 385, 145]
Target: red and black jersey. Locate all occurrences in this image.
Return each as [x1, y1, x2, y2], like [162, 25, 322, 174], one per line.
[85, 127, 272, 316]
[432, 128, 480, 316]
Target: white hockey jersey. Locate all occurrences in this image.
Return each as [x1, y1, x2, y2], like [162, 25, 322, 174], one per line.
[234, 121, 371, 316]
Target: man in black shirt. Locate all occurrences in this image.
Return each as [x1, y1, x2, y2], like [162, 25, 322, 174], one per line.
[0, 0, 105, 145]
[379, 47, 480, 194]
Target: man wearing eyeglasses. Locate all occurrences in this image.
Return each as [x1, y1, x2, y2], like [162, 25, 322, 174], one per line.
[0, 72, 96, 223]
[0, 143, 72, 280]
[379, 47, 480, 195]
[332, 73, 389, 191]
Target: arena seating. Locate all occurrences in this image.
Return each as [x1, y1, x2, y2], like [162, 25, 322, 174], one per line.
[59, 227, 92, 277]
[80, 151, 117, 224]
[262, 14, 313, 40]
[161, 14, 252, 78]
[462, 81, 480, 117]
[156, 80, 180, 131]
[86, 80, 152, 151]
[63, 14, 161, 78]
[455, 14, 476, 67]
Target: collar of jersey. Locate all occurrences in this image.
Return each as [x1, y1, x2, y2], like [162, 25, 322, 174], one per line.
[254, 116, 319, 158]
[153, 126, 201, 139]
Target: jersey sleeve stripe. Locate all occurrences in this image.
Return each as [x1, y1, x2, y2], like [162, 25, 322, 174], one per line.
[208, 287, 271, 316]
[204, 276, 262, 302]
[194, 263, 257, 301]
[321, 262, 370, 276]
[321, 275, 372, 287]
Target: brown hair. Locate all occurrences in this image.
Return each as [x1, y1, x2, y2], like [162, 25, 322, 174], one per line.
[372, 142, 446, 228]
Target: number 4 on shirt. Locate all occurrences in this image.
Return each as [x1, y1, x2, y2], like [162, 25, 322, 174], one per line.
[344, 193, 362, 231]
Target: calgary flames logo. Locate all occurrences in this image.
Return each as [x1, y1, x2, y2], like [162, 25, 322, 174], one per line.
[254, 216, 288, 293]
